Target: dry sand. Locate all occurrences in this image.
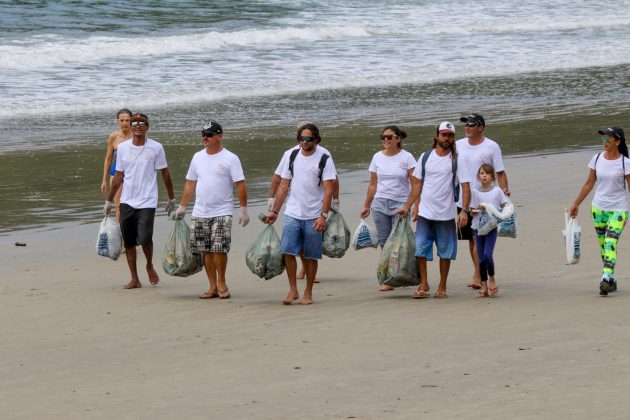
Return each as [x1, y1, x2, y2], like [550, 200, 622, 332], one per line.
[2, 149, 630, 419]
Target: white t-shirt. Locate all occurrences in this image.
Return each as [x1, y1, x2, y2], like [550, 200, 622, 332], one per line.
[589, 153, 630, 211]
[280, 146, 337, 220]
[186, 148, 245, 218]
[274, 144, 333, 175]
[116, 138, 168, 209]
[368, 149, 417, 202]
[470, 186, 509, 229]
[456, 137, 505, 206]
[412, 150, 470, 221]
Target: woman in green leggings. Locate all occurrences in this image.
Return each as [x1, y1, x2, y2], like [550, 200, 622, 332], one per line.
[570, 127, 630, 295]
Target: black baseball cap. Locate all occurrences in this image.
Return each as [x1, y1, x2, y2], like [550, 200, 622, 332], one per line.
[202, 120, 223, 136]
[460, 113, 486, 126]
[598, 126, 625, 142]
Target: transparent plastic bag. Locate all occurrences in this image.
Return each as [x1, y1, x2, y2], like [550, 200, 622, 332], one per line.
[498, 203, 517, 238]
[162, 216, 202, 277]
[352, 219, 378, 250]
[96, 216, 122, 261]
[322, 211, 351, 258]
[562, 209, 581, 265]
[246, 223, 284, 280]
[377, 216, 419, 287]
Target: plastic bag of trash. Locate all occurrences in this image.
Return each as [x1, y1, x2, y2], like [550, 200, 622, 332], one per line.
[162, 216, 202, 277]
[562, 209, 581, 265]
[352, 219, 378, 250]
[96, 216, 123, 261]
[477, 202, 514, 236]
[377, 216, 418, 287]
[246, 222, 284, 280]
[497, 202, 517, 238]
[322, 211, 351, 258]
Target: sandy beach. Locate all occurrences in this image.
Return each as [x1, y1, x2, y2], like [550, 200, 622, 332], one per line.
[2, 148, 630, 419]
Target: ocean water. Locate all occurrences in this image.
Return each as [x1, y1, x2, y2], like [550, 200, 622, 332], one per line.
[1, 0, 630, 232]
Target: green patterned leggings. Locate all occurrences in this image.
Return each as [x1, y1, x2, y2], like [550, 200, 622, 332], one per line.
[592, 206, 628, 277]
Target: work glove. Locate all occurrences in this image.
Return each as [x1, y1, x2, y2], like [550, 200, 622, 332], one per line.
[165, 199, 177, 216]
[103, 200, 114, 216]
[239, 206, 250, 227]
[331, 198, 340, 212]
[175, 205, 186, 220]
[267, 197, 276, 212]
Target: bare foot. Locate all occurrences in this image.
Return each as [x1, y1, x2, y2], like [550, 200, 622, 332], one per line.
[313, 277, 320, 284]
[147, 267, 159, 286]
[299, 294, 313, 305]
[379, 285, 395, 291]
[282, 291, 299, 305]
[123, 281, 142, 289]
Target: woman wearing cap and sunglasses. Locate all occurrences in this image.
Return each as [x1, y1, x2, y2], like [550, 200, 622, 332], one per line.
[569, 127, 630, 296]
[360, 126, 417, 291]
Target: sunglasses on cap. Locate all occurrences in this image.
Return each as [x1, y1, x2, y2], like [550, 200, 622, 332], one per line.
[380, 134, 400, 141]
[464, 122, 480, 127]
[131, 121, 147, 127]
[298, 136, 315, 142]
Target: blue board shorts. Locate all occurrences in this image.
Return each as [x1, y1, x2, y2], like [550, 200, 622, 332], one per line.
[415, 216, 457, 261]
[280, 215, 323, 260]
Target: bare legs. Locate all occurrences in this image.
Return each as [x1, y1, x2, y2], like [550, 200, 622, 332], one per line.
[109, 176, 123, 224]
[201, 252, 229, 298]
[297, 254, 320, 283]
[283, 254, 317, 305]
[123, 244, 158, 289]
[416, 256, 450, 298]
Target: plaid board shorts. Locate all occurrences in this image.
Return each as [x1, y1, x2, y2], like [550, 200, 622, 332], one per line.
[190, 215, 233, 253]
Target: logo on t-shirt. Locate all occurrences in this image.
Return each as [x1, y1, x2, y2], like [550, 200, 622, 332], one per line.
[217, 163, 226, 171]
[398, 160, 406, 169]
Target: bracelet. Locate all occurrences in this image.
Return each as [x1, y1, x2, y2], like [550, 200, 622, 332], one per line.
[271, 209, 279, 214]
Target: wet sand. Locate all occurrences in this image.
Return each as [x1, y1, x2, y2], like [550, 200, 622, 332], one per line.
[2, 149, 630, 419]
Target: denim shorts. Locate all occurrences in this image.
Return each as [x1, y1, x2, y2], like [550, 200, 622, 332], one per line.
[415, 216, 457, 261]
[280, 215, 323, 260]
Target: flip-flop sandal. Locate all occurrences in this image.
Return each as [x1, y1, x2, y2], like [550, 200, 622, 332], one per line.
[199, 291, 219, 299]
[476, 290, 489, 298]
[488, 287, 499, 297]
[467, 283, 482, 290]
[218, 289, 231, 299]
[412, 290, 431, 299]
[433, 291, 448, 299]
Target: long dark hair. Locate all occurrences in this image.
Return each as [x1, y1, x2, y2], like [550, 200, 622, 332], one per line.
[382, 125, 407, 149]
[432, 136, 457, 159]
[297, 123, 321, 143]
[116, 108, 132, 118]
[617, 128, 628, 157]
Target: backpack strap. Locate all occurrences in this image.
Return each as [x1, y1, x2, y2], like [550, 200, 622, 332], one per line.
[318, 154, 330, 186]
[288, 148, 300, 178]
[420, 150, 431, 180]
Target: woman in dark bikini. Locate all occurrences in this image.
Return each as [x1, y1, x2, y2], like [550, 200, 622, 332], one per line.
[101, 109, 132, 222]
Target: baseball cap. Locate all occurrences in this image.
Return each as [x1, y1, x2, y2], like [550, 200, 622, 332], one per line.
[598, 126, 625, 141]
[460, 113, 486, 126]
[202, 120, 223, 136]
[437, 121, 456, 134]
[130, 113, 149, 125]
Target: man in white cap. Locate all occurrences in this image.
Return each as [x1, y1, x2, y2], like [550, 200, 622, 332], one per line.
[398, 121, 471, 299]
[175, 120, 249, 299]
[456, 113, 510, 289]
[266, 121, 340, 282]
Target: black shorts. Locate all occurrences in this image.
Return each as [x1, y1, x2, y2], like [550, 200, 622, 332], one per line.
[119, 204, 156, 248]
[457, 207, 474, 240]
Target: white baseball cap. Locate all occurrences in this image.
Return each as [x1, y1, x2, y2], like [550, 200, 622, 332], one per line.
[437, 121, 456, 134]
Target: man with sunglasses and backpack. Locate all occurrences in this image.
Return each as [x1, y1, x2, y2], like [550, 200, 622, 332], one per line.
[264, 123, 337, 305]
[456, 113, 510, 290]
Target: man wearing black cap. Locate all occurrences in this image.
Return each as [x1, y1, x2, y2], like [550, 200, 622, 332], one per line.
[456, 113, 510, 289]
[175, 121, 249, 299]
[104, 113, 176, 289]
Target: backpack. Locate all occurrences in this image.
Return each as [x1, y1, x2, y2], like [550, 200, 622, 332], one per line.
[288, 149, 330, 186]
[420, 150, 460, 202]
[594, 152, 627, 188]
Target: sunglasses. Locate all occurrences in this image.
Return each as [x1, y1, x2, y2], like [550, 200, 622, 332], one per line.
[380, 134, 400, 141]
[202, 131, 219, 138]
[299, 136, 315, 142]
[464, 122, 480, 127]
[131, 121, 147, 127]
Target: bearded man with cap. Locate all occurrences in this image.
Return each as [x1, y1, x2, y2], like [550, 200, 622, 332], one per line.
[397, 121, 471, 299]
[266, 121, 340, 283]
[175, 121, 249, 300]
[456, 113, 510, 289]
[104, 112, 176, 289]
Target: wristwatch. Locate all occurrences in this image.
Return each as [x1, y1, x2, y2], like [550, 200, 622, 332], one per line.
[321, 211, 330, 218]
[463, 208, 472, 214]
